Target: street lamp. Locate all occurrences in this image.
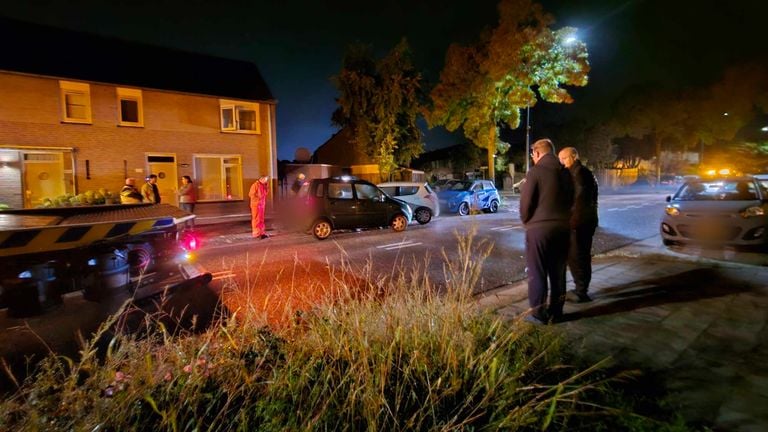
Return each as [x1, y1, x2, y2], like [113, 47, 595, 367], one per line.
[525, 106, 531, 173]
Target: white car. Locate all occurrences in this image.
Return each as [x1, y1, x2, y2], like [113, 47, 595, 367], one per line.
[378, 181, 440, 224]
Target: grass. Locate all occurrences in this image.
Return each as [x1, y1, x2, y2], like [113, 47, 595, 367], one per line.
[0, 232, 698, 431]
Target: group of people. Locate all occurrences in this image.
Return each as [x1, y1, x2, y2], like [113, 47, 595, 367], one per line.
[520, 138, 599, 325]
[120, 175, 197, 226]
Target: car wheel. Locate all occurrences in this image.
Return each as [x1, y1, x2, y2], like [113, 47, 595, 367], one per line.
[414, 208, 432, 224]
[458, 202, 470, 216]
[488, 200, 499, 213]
[312, 219, 332, 240]
[391, 214, 408, 232]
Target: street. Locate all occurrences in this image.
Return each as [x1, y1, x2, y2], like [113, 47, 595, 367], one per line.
[195, 192, 685, 319]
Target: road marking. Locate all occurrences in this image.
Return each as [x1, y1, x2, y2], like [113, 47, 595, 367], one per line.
[377, 240, 422, 250]
[491, 225, 522, 231]
[210, 270, 236, 281]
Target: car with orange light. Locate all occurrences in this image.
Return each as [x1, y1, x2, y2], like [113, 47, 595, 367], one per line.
[660, 176, 768, 248]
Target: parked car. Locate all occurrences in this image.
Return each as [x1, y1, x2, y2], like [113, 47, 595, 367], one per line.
[660, 176, 768, 248]
[432, 178, 458, 192]
[378, 181, 439, 224]
[437, 179, 501, 216]
[301, 176, 412, 240]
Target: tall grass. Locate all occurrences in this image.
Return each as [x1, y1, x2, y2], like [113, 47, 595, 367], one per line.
[0, 232, 691, 431]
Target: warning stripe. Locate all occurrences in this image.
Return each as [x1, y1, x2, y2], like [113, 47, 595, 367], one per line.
[0, 219, 160, 257]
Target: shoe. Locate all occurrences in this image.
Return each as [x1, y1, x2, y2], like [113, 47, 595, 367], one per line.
[523, 314, 547, 325]
[566, 290, 592, 303]
[260, 234, 269, 240]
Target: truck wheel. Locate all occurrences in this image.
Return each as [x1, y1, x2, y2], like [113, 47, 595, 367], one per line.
[391, 214, 408, 232]
[312, 219, 332, 240]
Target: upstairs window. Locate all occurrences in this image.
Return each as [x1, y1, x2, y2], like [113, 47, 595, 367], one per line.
[117, 88, 143, 127]
[59, 81, 92, 124]
[220, 99, 260, 134]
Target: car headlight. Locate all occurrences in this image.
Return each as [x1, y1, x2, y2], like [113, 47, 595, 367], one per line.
[665, 206, 680, 216]
[740, 206, 765, 218]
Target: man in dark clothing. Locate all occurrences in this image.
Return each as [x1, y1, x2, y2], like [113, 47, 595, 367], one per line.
[520, 138, 575, 324]
[142, 174, 161, 204]
[558, 147, 599, 303]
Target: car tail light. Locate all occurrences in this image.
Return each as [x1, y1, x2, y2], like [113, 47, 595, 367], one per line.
[181, 231, 201, 251]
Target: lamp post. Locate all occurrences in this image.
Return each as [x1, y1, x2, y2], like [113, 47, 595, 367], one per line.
[525, 106, 531, 173]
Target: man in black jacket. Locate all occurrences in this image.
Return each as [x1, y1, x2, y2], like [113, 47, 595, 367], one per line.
[520, 139, 574, 324]
[558, 147, 599, 303]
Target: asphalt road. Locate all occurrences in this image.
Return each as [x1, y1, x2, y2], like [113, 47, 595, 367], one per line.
[195, 192, 682, 319]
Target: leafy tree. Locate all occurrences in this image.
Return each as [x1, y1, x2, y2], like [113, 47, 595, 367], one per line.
[332, 40, 424, 179]
[610, 83, 690, 184]
[426, 0, 589, 180]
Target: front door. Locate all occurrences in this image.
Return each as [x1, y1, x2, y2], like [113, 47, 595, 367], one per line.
[23, 152, 66, 208]
[147, 154, 178, 205]
[354, 182, 388, 227]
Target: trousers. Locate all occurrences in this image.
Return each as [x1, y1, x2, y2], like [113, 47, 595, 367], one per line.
[525, 224, 570, 319]
[568, 225, 596, 295]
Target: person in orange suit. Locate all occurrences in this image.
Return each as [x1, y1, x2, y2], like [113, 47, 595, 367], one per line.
[249, 175, 270, 239]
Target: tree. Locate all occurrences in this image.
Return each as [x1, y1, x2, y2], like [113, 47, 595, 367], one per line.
[426, 0, 589, 180]
[609, 83, 689, 184]
[332, 40, 424, 179]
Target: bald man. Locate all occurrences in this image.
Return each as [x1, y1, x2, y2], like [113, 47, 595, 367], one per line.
[558, 147, 599, 303]
[520, 138, 574, 324]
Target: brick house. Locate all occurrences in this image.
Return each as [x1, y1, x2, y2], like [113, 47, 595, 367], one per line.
[0, 18, 276, 218]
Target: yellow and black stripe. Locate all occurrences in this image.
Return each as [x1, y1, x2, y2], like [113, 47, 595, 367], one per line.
[0, 204, 191, 258]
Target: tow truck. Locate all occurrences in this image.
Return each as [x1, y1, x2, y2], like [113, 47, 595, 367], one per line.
[0, 203, 220, 379]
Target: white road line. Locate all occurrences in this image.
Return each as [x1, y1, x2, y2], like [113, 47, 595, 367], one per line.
[491, 225, 522, 231]
[384, 242, 423, 250]
[377, 240, 422, 250]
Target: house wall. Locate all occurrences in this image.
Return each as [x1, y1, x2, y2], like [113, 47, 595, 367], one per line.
[0, 72, 276, 215]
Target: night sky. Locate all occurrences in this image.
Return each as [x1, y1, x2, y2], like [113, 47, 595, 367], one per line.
[1, 0, 766, 160]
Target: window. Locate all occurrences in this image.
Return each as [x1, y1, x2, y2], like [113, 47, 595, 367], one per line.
[400, 186, 419, 196]
[193, 155, 243, 201]
[59, 81, 92, 123]
[219, 99, 260, 133]
[117, 88, 143, 126]
[354, 183, 381, 200]
[329, 183, 353, 199]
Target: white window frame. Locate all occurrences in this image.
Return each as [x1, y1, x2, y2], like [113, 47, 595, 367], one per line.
[219, 99, 260, 134]
[117, 87, 144, 127]
[192, 154, 244, 201]
[59, 81, 92, 124]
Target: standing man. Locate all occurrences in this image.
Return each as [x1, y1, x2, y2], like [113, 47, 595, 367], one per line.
[120, 178, 143, 204]
[558, 147, 599, 303]
[520, 138, 574, 324]
[142, 174, 161, 204]
[249, 175, 270, 239]
[291, 173, 306, 197]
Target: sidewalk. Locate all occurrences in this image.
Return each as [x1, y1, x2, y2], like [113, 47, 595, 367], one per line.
[477, 237, 768, 431]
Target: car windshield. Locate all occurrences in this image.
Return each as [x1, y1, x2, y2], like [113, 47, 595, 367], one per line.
[448, 181, 473, 191]
[673, 180, 759, 201]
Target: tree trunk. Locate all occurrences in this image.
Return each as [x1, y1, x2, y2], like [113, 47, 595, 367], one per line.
[487, 126, 496, 183]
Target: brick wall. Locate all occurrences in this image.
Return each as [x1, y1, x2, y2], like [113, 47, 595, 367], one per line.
[0, 72, 276, 214]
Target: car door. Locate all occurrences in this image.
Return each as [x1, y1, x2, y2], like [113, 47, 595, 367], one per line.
[470, 182, 484, 210]
[354, 182, 389, 227]
[326, 182, 357, 228]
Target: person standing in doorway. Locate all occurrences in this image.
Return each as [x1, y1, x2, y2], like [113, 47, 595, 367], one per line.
[520, 138, 574, 324]
[178, 175, 197, 229]
[558, 147, 599, 303]
[249, 175, 270, 239]
[142, 174, 161, 204]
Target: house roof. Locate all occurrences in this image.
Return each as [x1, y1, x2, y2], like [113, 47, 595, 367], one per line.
[0, 16, 274, 102]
